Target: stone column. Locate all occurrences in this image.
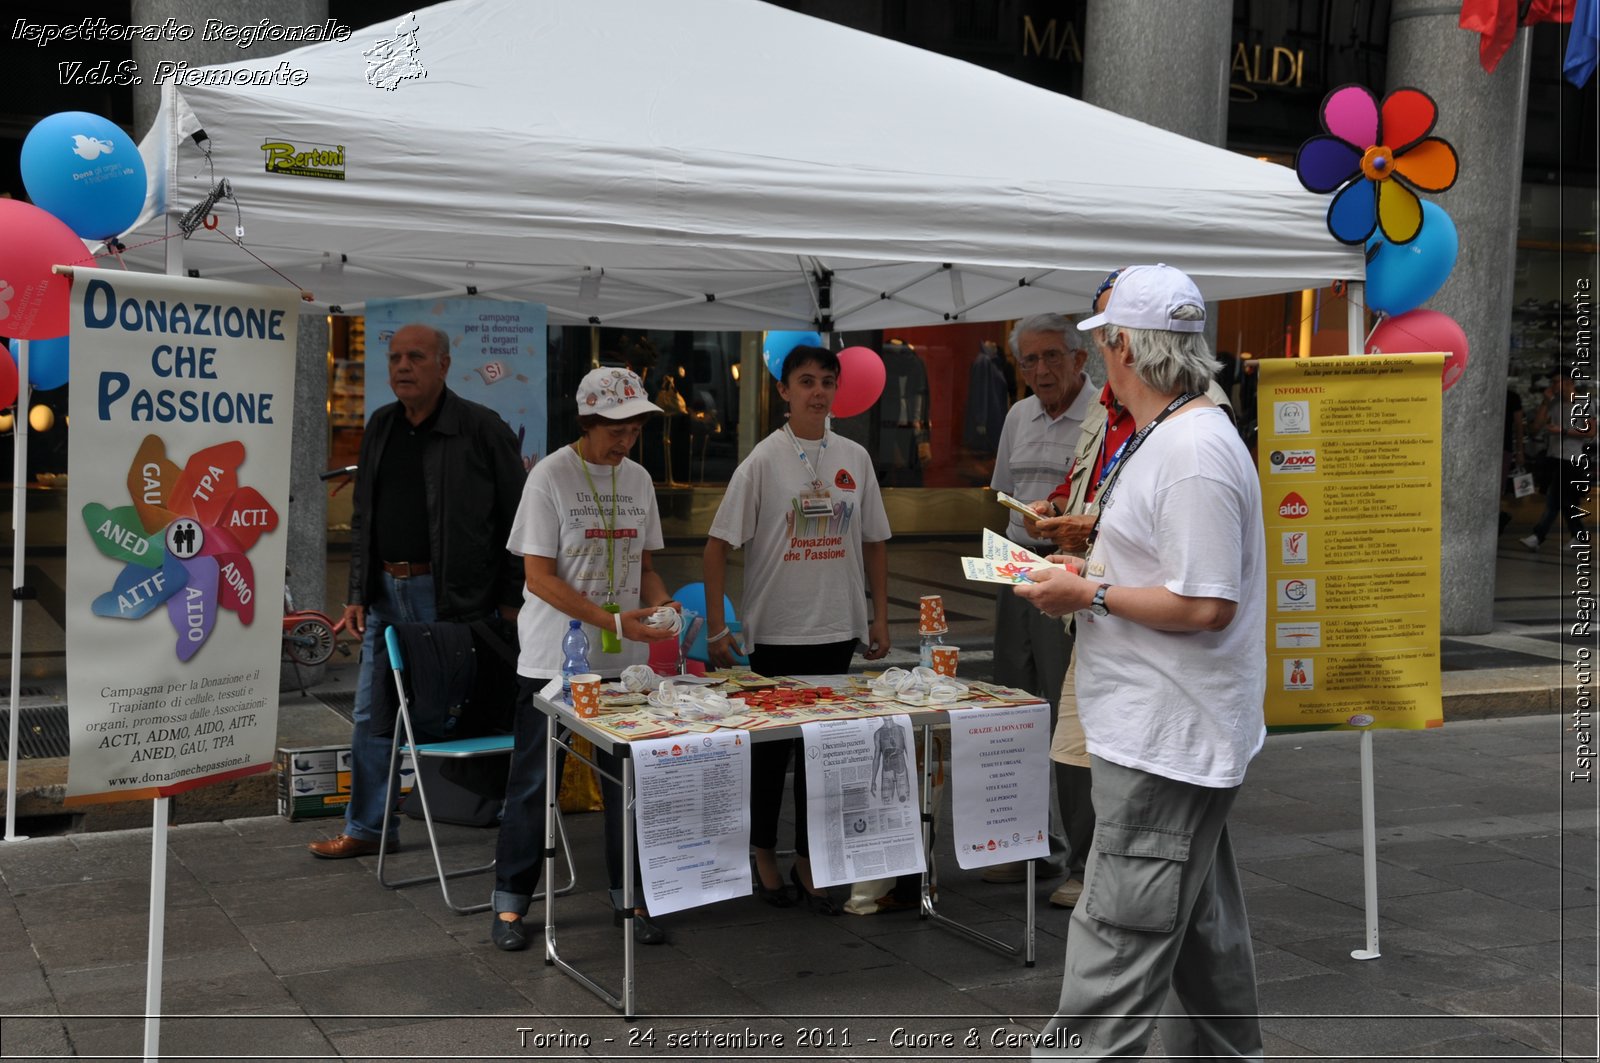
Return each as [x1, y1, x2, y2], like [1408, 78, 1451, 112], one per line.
[282, 313, 331, 689]
[1082, 0, 1232, 145]
[131, 0, 329, 137]
[1079, 0, 1233, 379]
[1388, 0, 1531, 634]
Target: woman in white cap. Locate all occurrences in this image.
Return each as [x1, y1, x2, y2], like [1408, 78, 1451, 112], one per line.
[490, 367, 679, 951]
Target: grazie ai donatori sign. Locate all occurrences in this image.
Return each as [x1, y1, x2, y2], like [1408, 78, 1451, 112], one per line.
[64, 268, 300, 803]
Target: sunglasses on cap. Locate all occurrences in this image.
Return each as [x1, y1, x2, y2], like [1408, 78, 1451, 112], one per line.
[1093, 268, 1123, 304]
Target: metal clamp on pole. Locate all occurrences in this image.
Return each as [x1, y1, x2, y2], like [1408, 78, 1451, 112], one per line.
[12, 585, 37, 601]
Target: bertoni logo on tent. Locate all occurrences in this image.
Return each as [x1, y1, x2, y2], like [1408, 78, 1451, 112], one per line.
[259, 140, 346, 180]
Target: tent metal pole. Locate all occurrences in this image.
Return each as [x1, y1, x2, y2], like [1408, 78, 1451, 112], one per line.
[4, 341, 31, 844]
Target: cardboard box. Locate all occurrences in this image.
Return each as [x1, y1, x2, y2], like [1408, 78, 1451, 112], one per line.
[276, 744, 413, 821]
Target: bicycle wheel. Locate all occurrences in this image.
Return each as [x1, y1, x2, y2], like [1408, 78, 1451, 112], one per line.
[286, 617, 336, 667]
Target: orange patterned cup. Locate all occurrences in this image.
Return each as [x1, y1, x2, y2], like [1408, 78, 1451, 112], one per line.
[569, 673, 602, 718]
[931, 646, 959, 677]
[919, 594, 948, 635]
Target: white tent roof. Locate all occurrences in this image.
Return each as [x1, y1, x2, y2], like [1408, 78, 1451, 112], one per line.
[130, 0, 1362, 330]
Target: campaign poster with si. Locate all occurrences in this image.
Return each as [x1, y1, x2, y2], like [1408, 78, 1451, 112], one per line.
[1258, 354, 1444, 732]
[64, 268, 299, 802]
[364, 299, 546, 468]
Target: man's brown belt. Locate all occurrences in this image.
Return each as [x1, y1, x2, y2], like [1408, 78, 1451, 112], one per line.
[382, 560, 431, 578]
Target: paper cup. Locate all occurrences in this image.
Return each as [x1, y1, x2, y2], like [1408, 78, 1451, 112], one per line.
[930, 646, 959, 677]
[918, 594, 948, 635]
[569, 673, 603, 718]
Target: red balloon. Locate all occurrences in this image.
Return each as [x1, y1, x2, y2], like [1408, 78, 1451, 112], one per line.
[0, 200, 84, 340]
[832, 346, 886, 418]
[1365, 308, 1469, 392]
[0, 349, 16, 410]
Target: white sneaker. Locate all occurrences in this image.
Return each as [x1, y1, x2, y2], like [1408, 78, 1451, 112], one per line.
[1049, 878, 1084, 908]
[1521, 534, 1542, 551]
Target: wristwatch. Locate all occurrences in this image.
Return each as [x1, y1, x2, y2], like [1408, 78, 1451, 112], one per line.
[1090, 583, 1112, 617]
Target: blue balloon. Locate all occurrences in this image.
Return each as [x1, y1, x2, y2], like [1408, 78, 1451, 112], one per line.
[671, 582, 748, 665]
[21, 111, 147, 239]
[763, 331, 823, 380]
[1365, 201, 1458, 316]
[9, 336, 70, 391]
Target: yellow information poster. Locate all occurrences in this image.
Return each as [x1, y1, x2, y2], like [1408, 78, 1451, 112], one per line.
[1258, 354, 1445, 731]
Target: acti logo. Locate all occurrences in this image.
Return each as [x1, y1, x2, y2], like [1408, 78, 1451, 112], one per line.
[1278, 492, 1310, 519]
[835, 469, 856, 491]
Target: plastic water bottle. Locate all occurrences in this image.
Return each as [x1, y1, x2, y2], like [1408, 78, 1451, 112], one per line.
[560, 620, 591, 703]
[919, 630, 945, 670]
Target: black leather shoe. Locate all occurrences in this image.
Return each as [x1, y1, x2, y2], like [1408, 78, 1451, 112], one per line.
[614, 907, 669, 945]
[491, 913, 533, 952]
[753, 870, 797, 908]
[790, 865, 843, 917]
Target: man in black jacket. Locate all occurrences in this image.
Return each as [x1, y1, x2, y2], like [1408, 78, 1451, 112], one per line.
[309, 323, 526, 858]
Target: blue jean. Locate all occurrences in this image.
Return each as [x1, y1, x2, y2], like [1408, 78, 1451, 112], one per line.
[343, 573, 437, 842]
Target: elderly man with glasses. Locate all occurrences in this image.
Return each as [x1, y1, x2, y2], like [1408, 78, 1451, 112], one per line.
[982, 314, 1093, 888]
[1015, 264, 1266, 1061]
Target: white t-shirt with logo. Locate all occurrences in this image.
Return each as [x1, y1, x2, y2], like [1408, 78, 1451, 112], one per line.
[507, 446, 664, 679]
[1075, 406, 1267, 788]
[709, 428, 891, 647]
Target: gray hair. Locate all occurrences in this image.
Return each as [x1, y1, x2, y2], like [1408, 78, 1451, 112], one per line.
[1102, 305, 1216, 394]
[1008, 313, 1076, 358]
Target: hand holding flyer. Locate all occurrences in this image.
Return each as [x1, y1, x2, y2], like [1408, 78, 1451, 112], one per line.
[961, 529, 1066, 585]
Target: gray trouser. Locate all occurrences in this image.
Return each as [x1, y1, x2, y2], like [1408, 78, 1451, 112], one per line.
[1034, 756, 1262, 1060]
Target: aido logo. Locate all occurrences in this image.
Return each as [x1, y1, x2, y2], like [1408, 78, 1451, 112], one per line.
[1278, 492, 1310, 519]
[1269, 449, 1317, 474]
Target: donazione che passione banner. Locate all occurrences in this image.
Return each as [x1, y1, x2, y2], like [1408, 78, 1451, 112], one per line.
[1259, 354, 1445, 732]
[64, 268, 300, 803]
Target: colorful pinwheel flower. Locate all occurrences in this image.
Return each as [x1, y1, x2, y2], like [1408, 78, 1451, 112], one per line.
[1295, 84, 1459, 245]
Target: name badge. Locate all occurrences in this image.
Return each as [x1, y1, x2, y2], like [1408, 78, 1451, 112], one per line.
[1086, 559, 1106, 578]
[800, 495, 834, 517]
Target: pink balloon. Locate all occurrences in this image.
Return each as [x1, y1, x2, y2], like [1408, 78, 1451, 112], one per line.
[833, 346, 886, 419]
[1365, 308, 1469, 392]
[0, 200, 84, 339]
[0, 349, 16, 411]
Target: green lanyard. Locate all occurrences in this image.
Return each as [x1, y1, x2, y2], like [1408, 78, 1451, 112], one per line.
[572, 443, 619, 604]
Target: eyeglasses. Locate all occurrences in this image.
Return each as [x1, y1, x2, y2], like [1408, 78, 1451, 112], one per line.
[1019, 349, 1070, 372]
[1094, 268, 1123, 304]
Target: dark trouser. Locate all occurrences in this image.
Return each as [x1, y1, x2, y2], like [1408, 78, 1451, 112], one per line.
[747, 639, 858, 856]
[1532, 453, 1592, 542]
[493, 676, 642, 917]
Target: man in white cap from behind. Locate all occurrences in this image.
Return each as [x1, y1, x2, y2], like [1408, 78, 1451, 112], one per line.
[1015, 264, 1267, 1059]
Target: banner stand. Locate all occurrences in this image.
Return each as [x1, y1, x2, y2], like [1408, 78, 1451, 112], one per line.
[143, 796, 169, 1063]
[4, 341, 31, 844]
[1351, 729, 1381, 960]
[1344, 279, 1381, 963]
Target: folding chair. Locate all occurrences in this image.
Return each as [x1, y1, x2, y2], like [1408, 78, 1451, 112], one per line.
[376, 625, 575, 914]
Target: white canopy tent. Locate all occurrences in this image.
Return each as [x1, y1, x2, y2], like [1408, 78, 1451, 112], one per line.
[128, 0, 1363, 329]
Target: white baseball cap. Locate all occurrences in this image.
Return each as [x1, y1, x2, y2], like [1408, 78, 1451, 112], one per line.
[575, 366, 661, 419]
[1078, 263, 1207, 334]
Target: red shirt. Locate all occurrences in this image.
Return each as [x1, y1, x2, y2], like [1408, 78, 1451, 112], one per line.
[1047, 384, 1136, 509]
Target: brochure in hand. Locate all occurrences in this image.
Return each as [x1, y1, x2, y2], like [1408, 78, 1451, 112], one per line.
[960, 528, 1067, 585]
